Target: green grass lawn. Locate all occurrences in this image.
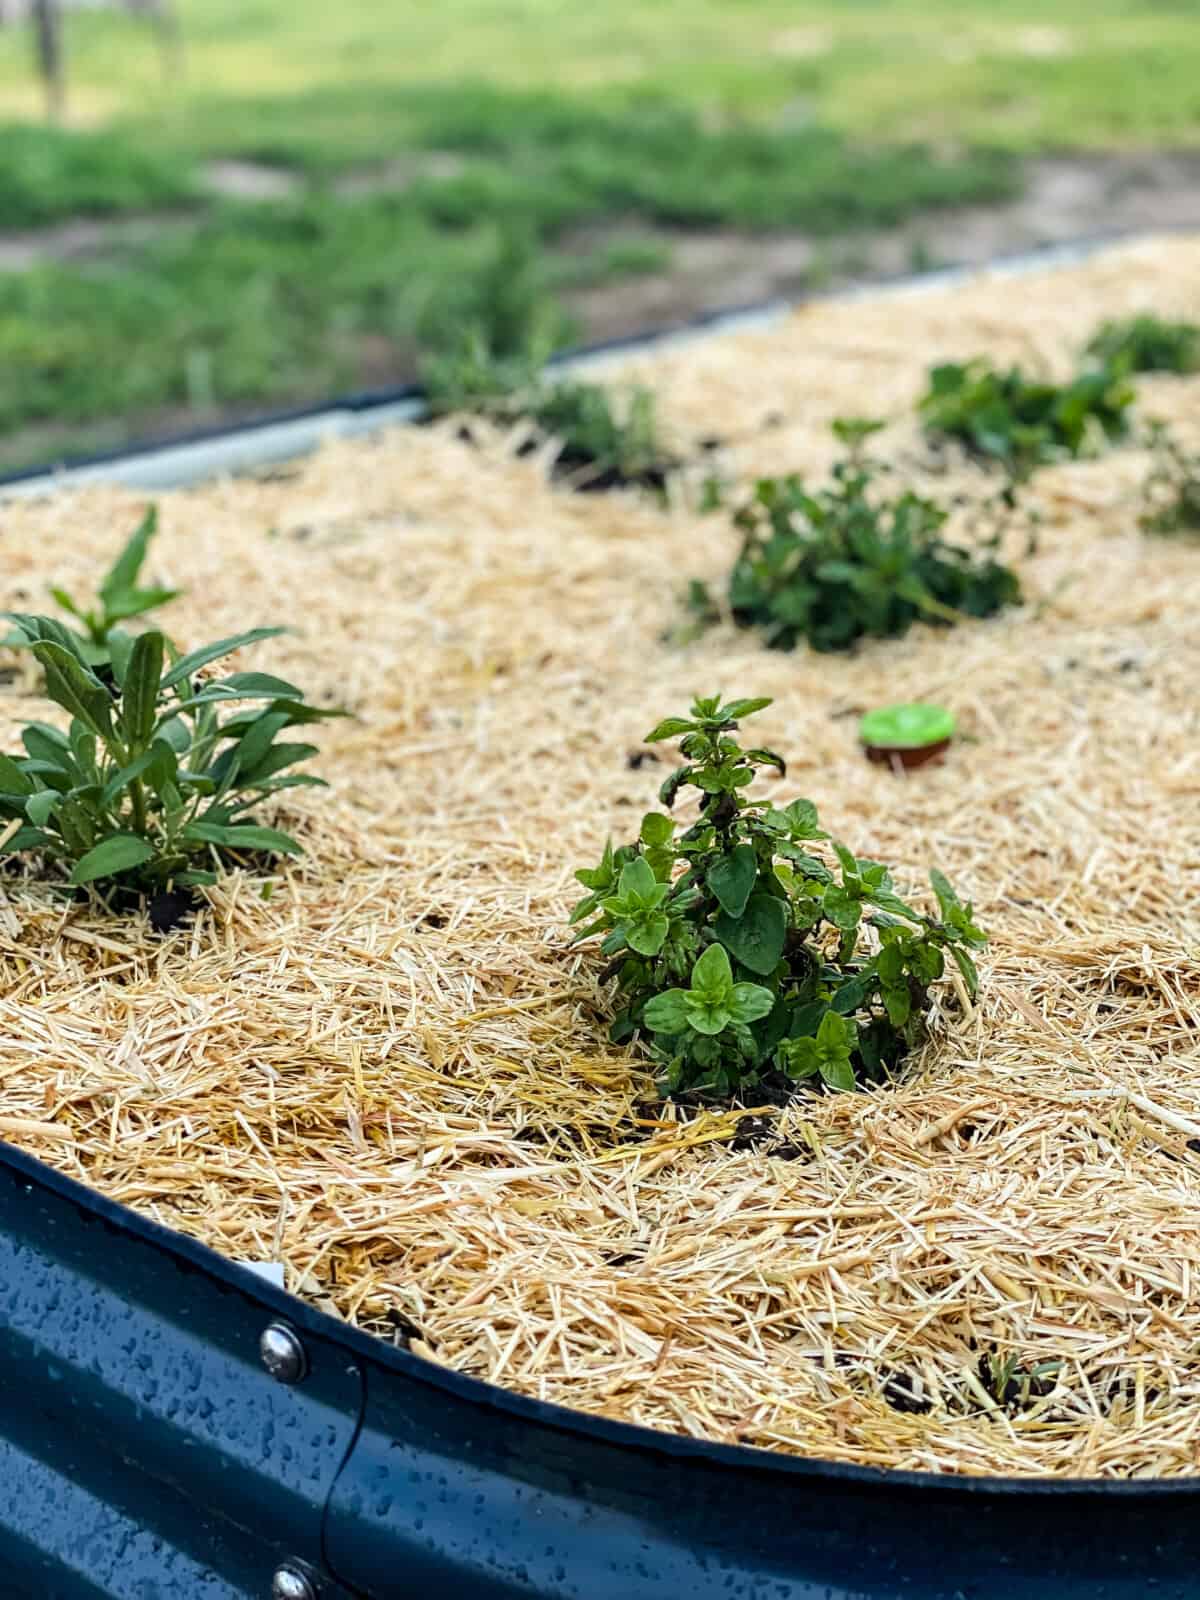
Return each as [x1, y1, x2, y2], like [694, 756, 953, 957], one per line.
[0, 0, 1196, 473]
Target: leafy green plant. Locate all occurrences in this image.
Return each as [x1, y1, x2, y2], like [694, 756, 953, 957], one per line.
[690, 422, 1020, 653]
[1139, 420, 1200, 538]
[920, 359, 1134, 475]
[1085, 314, 1200, 376]
[6, 508, 179, 668]
[526, 381, 670, 488]
[0, 615, 341, 905]
[570, 695, 985, 1098]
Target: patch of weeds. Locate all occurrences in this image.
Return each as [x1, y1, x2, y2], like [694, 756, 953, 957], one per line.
[689, 420, 1020, 653]
[523, 381, 673, 491]
[419, 229, 570, 415]
[1086, 314, 1200, 376]
[1139, 420, 1200, 537]
[920, 358, 1134, 475]
[569, 694, 985, 1100]
[422, 234, 674, 491]
[0, 615, 342, 916]
[3, 507, 177, 670]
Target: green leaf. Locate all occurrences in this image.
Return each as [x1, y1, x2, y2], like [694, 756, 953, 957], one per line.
[683, 1000, 732, 1036]
[161, 628, 286, 689]
[642, 989, 691, 1034]
[616, 856, 658, 904]
[930, 867, 960, 921]
[706, 843, 757, 919]
[70, 833, 155, 885]
[239, 743, 320, 786]
[819, 1055, 857, 1093]
[645, 716, 695, 743]
[780, 1037, 820, 1078]
[31, 642, 114, 741]
[715, 891, 787, 976]
[0, 754, 34, 797]
[832, 973, 872, 1013]
[868, 887, 922, 921]
[5, 613, 89, 658]
[101, 748, 160, 807]
[883, 984, 911, 1026]
[100, 506, 157, 602]
[624, 912, 669, 957]
[25, 790, 58, 828]
[182, 821, 302, 856]
[690, 940, 734, 997]
[728, 982, 774, 1024]
[103, 586, 180, 625]
[107, 629, 136, 688]
[950, 944, 980, 997]
[717, 697, 772, 722]
[217, 672, 305, 700]
[22, 723, 71, 769]
[0, 824, 56, 853]
[227, 710, 292, 779]
[121, 630, 164, 750]
[640, 812, 673, 848]
[822, 885, 862, 934]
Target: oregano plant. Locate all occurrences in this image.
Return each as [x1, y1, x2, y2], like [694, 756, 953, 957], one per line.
[689, 421, 1020, 653]
[571, 695, 986, 1098]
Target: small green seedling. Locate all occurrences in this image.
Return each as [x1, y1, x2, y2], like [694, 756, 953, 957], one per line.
[0, 614, 342, 906]
[570, 694, 986, 1099]
[5, 508, 179, 668]
[1086, 314, 1200, 376]
[690, 422, 1020, 653]
[920, 359, 1134, 476]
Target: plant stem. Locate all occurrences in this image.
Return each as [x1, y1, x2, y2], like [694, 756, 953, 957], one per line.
[130, 776, 148, 837]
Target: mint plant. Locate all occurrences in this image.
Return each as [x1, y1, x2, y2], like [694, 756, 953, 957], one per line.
[571, 696, 986, 1098]
[4, 507, 178, 669]
[690, 422, 1020, 653]
[0, 615, 341, 908]
[920, 358, 1134, 476]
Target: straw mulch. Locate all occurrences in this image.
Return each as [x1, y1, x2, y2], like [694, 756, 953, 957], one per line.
[0, 234, 1198, 1478]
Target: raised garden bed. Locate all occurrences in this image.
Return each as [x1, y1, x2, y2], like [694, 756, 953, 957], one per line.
[0, 235, 1198, 1501]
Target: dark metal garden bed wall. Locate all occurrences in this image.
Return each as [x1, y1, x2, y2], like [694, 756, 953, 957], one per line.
[2, 1138, 1199, 1600]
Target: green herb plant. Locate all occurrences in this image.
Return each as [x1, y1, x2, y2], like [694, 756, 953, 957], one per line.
[4, 507, 178, 668]
[420, 231, 670, 487]
[1139, 420, 1200, 538]
[920, 358, 1134, 477]
[527, 380, 669, 487]
[570, 695, 986, 1098]
[689, 420, 1020, 653]
[1085, 314, 1200, 376]
[0, 615, 340, 901]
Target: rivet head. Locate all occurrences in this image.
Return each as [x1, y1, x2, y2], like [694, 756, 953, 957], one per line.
[260, 1322, 308, 1385]
[272, 1560, 319, 1600]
